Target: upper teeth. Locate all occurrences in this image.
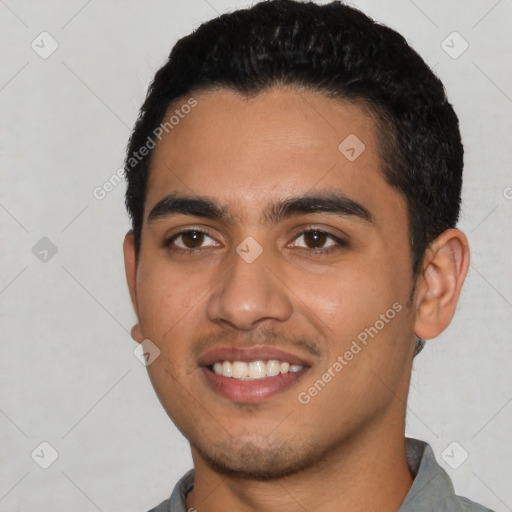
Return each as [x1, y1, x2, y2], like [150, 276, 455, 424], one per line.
[212, 360, 303, 380]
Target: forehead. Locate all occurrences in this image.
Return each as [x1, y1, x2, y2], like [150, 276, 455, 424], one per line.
[145, 86, 404, 226]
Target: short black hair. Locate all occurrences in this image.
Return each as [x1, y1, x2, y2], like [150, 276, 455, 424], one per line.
[124, 0, 463, 277]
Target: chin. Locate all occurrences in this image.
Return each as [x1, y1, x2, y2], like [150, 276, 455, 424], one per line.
[191, 435, 325, 481]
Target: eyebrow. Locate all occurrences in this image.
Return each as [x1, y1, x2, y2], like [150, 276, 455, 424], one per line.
[147, 192, 374, 226]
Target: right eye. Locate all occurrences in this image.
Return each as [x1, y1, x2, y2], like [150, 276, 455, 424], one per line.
[166, 229, 219, 252]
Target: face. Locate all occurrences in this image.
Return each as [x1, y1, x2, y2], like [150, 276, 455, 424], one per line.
[125, 86, 419, 479]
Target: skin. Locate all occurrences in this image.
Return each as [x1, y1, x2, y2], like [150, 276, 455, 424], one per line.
[123, 86, 470, 512]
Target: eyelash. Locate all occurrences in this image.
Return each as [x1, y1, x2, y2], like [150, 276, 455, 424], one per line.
[164, 227, 347, 255]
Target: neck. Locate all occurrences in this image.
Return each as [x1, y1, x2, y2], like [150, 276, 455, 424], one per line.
[186, 420, 413, 512]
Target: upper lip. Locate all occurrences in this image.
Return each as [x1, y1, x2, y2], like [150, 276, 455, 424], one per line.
[198, 345, 312, 367]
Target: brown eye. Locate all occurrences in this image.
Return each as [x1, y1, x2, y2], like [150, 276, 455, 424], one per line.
[180, 230, 205, 248]
[303, 230, 328, 249]
[168, 230, 217, 250]
[292, 229, 346, 252]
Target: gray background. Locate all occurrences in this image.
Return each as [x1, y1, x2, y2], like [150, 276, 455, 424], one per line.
[0, 1, 511, 511]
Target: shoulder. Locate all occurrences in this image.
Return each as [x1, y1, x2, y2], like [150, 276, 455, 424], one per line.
[146, 498, 170, 512]
[145, 469, 194, 512]
[402, 438, 496, 512]
[456, 495, 495, 512]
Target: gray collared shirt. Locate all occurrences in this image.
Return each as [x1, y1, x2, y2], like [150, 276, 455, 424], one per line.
[147, 438, 494, 512]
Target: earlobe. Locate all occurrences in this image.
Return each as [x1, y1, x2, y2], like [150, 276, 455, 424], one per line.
[131, 324, 144, 344]
[413, 229, 470, 340]
[123, 231, 144, 344]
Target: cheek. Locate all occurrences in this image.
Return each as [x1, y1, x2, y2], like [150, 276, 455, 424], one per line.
[288, 261, 399, 343]
[135, 260, 207, 342]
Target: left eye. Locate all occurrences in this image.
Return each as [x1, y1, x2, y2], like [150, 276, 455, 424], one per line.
[292, 230, 345, 250]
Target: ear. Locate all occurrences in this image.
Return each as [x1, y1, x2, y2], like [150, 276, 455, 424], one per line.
[413, 228, 470, 340]
[123, 231, 144, 343]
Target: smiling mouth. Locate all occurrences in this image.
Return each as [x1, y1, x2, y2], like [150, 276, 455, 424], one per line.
[210, 359, 303, 380]
[198, 345, 312, 403]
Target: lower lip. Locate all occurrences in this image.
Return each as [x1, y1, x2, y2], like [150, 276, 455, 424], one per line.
[201, 367, 308, 404]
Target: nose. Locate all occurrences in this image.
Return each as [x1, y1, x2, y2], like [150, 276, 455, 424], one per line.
[205, 246, 293, 331]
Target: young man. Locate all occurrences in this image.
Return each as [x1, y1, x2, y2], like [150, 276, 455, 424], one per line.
[122, 1, 494, 510]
